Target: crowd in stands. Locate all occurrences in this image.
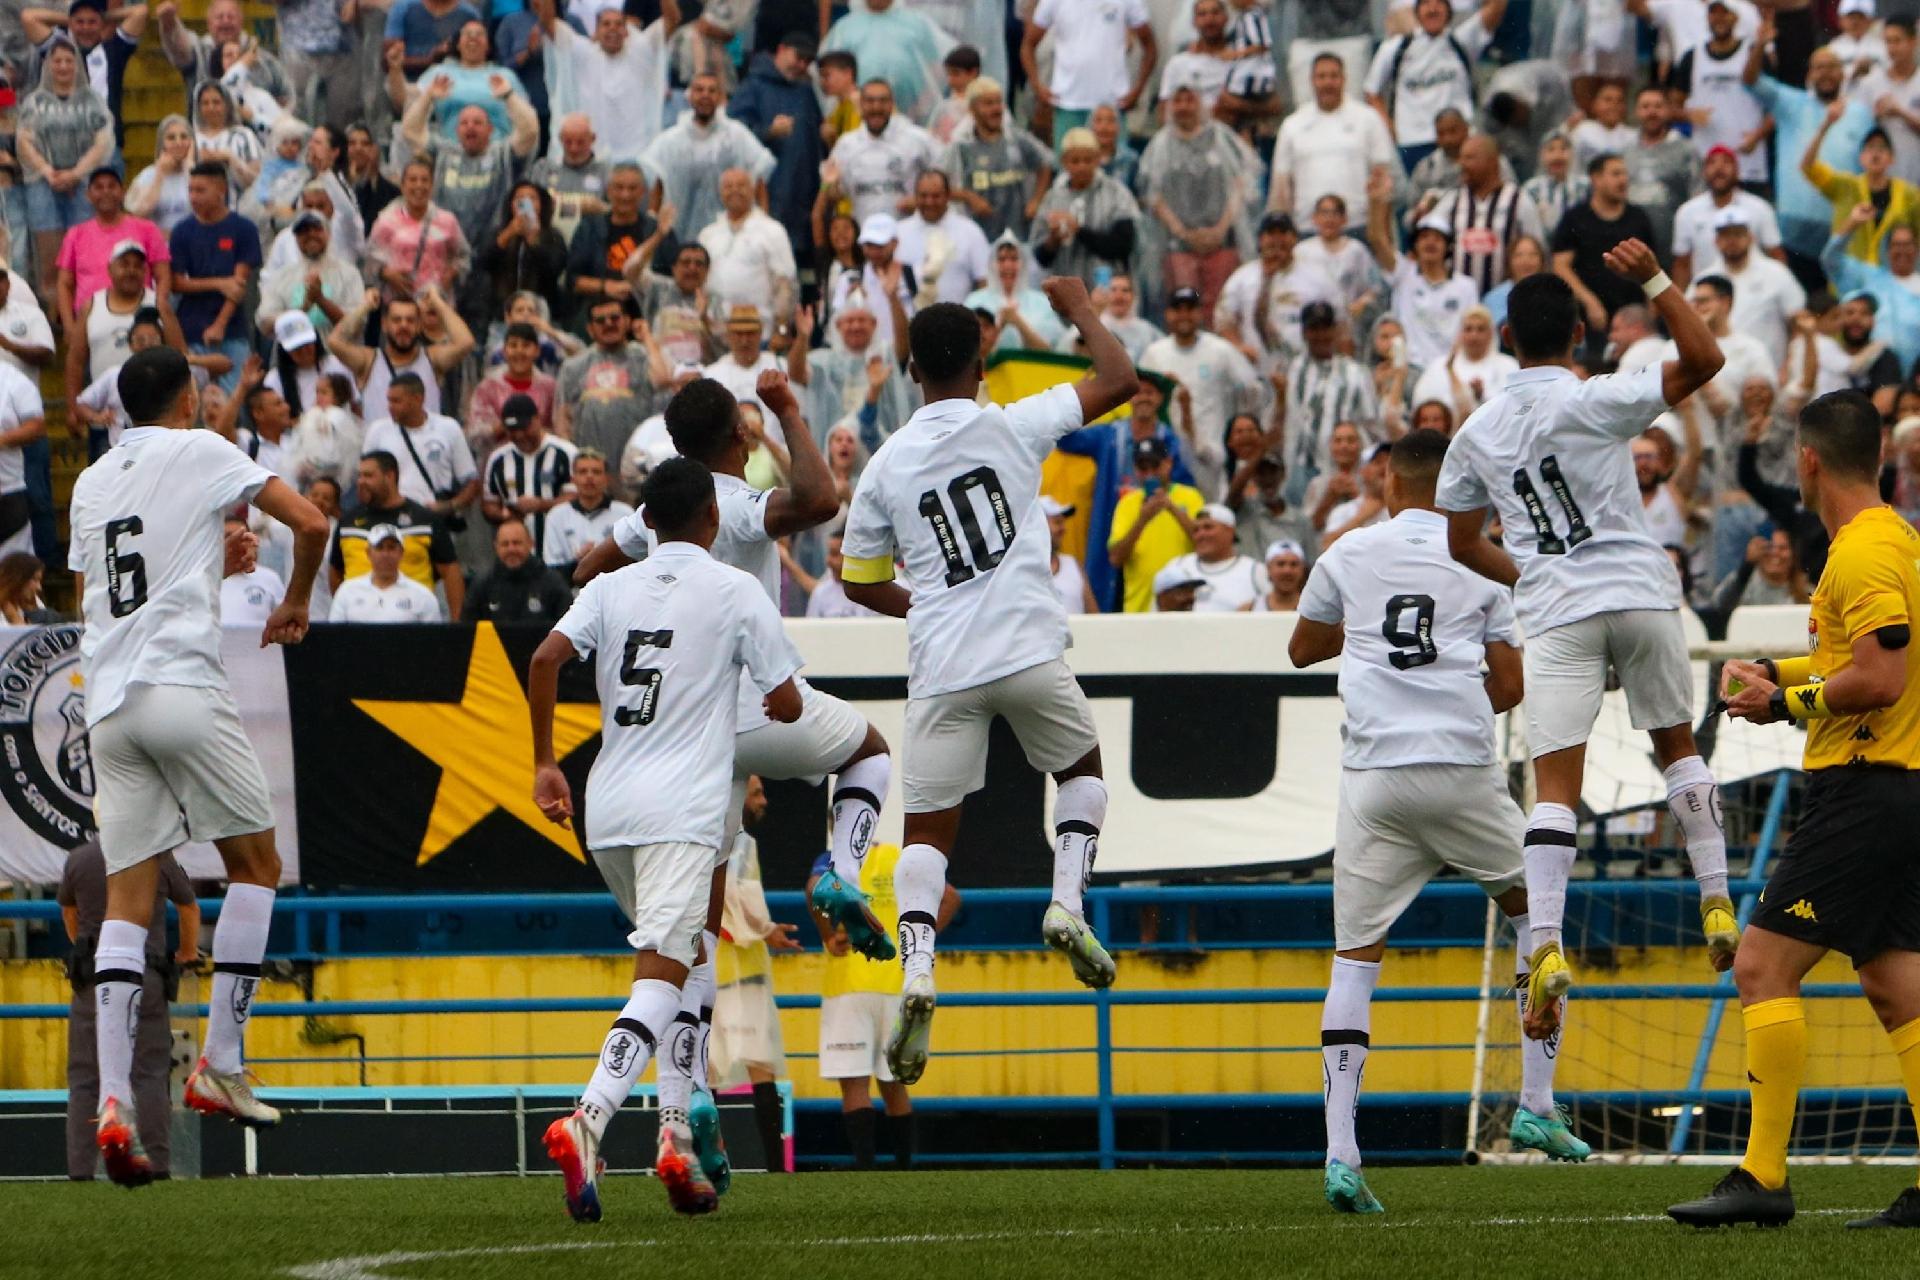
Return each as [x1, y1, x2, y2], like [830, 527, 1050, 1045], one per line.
[0, 0, 1913, 626]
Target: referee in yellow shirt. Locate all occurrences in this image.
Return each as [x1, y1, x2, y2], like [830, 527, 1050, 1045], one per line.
[1670, 390, 1920, 1230]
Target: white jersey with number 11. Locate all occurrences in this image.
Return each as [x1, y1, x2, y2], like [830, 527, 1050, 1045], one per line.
[1434, 363, 1682, 635]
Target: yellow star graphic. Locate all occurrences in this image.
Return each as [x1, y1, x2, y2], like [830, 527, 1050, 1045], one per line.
[353, 622, 601, 865]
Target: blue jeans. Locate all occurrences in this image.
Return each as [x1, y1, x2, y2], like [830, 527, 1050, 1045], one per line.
[21, 433, 52, 562]
[1398, 143, 1437, 175]
[192, 335, 254, 392]
[1711, 499, 1769, 590]
[24, 180, 90, 232]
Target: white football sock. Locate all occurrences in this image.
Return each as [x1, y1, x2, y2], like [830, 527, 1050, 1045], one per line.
[580, 978, 680, 1140]
[1662, 755, 1729, 901]
[1522, 803, 1578, 949]
[93, 919, 148, 1110]
[830, 755, 890, 885]
[1050, 776, 1107, 919]
[205, 883, 274, 1074]
[893, 843, 947, 984]
[1509, 912, 1558, 1115]
[1321, 956, 1379, 1169]
[658, 935, 718, 1116]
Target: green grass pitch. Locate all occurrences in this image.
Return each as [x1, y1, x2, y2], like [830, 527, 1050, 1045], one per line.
[5, 1165, 1914, 1279]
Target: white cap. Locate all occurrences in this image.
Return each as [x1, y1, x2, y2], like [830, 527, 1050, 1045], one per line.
[1839, 0, 1875, 15]
[1264, 539, 1305, 563]
[274, 309, 318, 350]
[1413, 214, 1453, 240]
[1895, 415, 1920, 446]
[858, 214, 898, 246]
[1711, 204, 1753, 231]
[1152, 564, 1204, 596]
[1197, 502, 1238, 529]
[366, 523, 402, 547]
[108, 237, 146, 261]
[1040, 496, 1076, 518]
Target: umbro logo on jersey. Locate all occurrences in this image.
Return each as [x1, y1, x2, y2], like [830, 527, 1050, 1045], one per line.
[1785, 899, 1817, 922]
[120, 459, 135, 470]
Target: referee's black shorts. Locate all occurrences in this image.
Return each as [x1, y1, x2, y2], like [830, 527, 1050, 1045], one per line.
[1753, 765, 1920, 967]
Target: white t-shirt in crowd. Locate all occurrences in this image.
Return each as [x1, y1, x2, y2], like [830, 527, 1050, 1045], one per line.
[68, 427, 273, 725]
[1716, 254, 1808, 367]
[1271, 100, 1399, 228]
[1052, 552, 1089, 614]
[554, 541, 801, 850]
[1388, 259, 1480, 370]
[1034, 0, 1150, 111]
[1298, 507, 1517, 769]
[699, 208, 800, 318]
[361, 414, 477, 508]
[218, 565, 285, 628]
[843, 384, 1085, 698]
[1411, 349, 1520, 417]
[1364, 14, 1495, 148]
[894, 209, 993, 305]
[1670, 190, 1783, 266]
[1216, 257, 1339, 366]
[806, 572, 881, 618]
[1435, 364, 1684, 635]
[830, 114, 939, 224]
[329, 572, 444, 622]
[1160, 551, 1263, 613]
[701, 351, 781, 418]
[0, 362, 44, 494]
[543, 496, 634, 568]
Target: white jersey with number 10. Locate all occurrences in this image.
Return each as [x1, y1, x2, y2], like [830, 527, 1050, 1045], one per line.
[842, 385, 1086, 699]
[1434, 363, 1682, 635]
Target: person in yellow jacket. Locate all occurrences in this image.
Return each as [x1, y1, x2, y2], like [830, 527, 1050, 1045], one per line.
[807, 843, 960, 1169]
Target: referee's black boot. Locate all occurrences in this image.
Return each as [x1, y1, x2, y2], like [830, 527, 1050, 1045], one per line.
[1667, 1167, 1796, 1228]
[1848, 1186, 1920, 1229]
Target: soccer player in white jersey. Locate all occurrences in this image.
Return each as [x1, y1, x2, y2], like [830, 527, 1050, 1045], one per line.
[571, 368, 890, 1190]
[531, 458, 804, 1223]
[1290, 429, 1589, 1217]
[65, 347, 330, 1187]
[837, 278, 1139, 1085]
[1435, 243, 1738, 1039]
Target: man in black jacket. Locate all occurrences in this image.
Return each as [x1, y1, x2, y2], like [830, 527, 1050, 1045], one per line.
[462, 517, 572, 621]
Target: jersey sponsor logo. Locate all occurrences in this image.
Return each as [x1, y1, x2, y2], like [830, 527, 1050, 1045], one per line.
[0, 625, 96, 847]
[1785, 898, 1817, 922]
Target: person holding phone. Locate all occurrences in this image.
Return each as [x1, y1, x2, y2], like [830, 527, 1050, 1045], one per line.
[1107, 435, 1204, 613]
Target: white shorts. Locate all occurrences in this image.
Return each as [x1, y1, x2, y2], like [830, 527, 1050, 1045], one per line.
[588, 840, 716, 965]
[1524, 609, 1694, 756]
[818, 990, 900, 1082]
[713, 973, 786, 1079]
[1333, 762, 1525, 951]
[902, 658, 1099, 813]
[92, 683, 275, 874]
[722, 682, 871, 852]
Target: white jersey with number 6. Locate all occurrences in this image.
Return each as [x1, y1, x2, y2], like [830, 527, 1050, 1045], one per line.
[842, 385, 1086, 699]
[553, 541, 802, 851]
[1434, 363, 1682, 635]
[68, 426, 273, 727]
[1299, 507, 1518, 770]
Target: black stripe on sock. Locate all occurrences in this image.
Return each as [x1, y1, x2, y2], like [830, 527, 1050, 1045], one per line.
[899, 910, 936, 927]
[213, 961, 263, 978]
[831, 786, 882, 811]
[613, 1017, 657, 1052]
[1321, 1029, 1372, 1048]
[1523, 828, 1578, 848]
[699, 1006, 713, 1022]
[1055, 819, 1100, 838]
[92, 968, 143, 987]
[672, 1011, 700, 1027]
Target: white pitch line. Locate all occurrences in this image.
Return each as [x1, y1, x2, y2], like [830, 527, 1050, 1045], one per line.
[285, 1208, 1883, 1278]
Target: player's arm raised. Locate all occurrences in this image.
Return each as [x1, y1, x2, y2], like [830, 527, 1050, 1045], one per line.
[756, 368, 840, 536]
[251, 477, 330, 648]
[1604, 237, 1724, 407]
[1043, 275, 1139, 424]
[528, 628, 579, 827]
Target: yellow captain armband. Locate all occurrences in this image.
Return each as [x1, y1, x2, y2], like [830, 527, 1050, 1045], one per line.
[1779, 682, 1834, 721]
[840, 554, 896, 585]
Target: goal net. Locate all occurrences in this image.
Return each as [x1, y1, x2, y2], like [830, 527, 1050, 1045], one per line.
[1468, 607, 1913, 1164]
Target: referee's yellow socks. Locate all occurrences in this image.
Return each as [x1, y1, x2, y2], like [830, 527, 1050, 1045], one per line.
[1890, 1016, 1920, 1188]
[1738, 997, 1806, 1191]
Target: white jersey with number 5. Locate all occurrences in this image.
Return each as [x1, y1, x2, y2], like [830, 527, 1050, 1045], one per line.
[67, 426, 273, 727]
[553, 541, 802, 851]
[1299, 508, 1518, 770]
[842, 384, 1085, 698]
[609, 472, 783, 730]
[1434, 363, 1682, 634]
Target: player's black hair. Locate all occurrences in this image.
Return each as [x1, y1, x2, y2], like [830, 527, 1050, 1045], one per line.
[1799, 390, 1884, 481]
[117, 346, 192, 424]
[362, 449, 400, 478]
[943, 44, 980, 72]
[1693, 273, 1735, 303]
[663, 377, 741, 464]
[189, 160, 228, 186]
[1505, 273, 1582, 361]
[909, 302, 984, 385]
[1585, 150, 1622, 178]
[1389, 428, 1449, 485]
[642, 457, 717, 535]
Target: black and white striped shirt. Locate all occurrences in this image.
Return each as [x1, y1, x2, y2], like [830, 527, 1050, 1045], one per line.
[1430, 182, 1547, 295]
[484, 436, 577, 552]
